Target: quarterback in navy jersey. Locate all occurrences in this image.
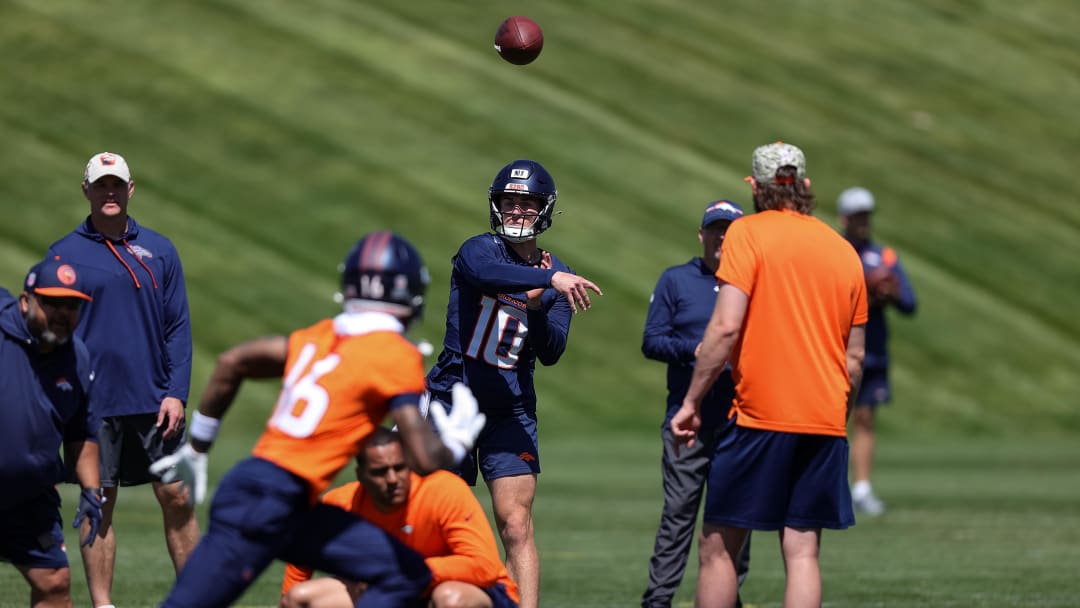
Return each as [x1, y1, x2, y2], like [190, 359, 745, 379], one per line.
[426, 159, 602, 608]
[1, 258, 102, 607]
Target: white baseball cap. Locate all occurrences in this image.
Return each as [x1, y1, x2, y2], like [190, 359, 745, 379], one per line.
[84, 152, 131, 184]
[837, 187, 875, 216]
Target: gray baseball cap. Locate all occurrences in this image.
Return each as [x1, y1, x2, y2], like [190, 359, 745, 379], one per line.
[837, 187, 875, 216]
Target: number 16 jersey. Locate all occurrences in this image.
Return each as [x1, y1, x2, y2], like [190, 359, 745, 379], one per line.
[252, 314, 427, 498]
[427, 234, 575, 414]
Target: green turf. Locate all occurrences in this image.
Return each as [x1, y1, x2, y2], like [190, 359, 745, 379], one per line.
[3, 435, 1079, 607]
[1, 0, 1078, 606]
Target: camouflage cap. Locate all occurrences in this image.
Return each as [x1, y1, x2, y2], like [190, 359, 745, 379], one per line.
[750, 141, 806, 185]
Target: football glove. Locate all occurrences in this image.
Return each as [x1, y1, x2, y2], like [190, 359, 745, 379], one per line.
[73, 487, 103, 547]
[149, 444, 208, 506]
[429, 382, 486, 465]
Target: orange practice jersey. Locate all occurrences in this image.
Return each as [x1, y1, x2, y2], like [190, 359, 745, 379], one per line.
[717, 209, 868, 436]
[282, 471, 519, 603]
[252, 318, 426, 497]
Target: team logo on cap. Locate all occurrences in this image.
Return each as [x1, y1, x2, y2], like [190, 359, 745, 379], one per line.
[510, 168, 530, 179]
[707, 201, 743, 216]
[26, 271, 37, 288]
[98, 153, 118, 166]
[56, 264, 78, 286]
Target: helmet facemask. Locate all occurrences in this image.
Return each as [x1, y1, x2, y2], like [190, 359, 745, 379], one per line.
[489, 195, 555, 243]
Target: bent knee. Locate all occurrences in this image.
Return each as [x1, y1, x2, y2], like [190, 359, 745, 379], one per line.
[430, 582, 490, 608]
[154, 481, 196, 512]
[497, 514, 534, 549]
[30, 567, 71, 600]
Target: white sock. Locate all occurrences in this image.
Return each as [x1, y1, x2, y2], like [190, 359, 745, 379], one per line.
[852, 480, 872, 499]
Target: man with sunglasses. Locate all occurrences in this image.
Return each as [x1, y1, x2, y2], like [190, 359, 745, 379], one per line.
[1, 258, 102, 607]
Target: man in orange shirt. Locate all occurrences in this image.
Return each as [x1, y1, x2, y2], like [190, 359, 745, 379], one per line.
[672, 142, 868, 608]
[149, 232, 486, 608]
[280, 427, 519, 608]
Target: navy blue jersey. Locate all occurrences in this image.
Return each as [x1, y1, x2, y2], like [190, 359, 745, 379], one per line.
[48, 216, 192, 418]
[0, 288, 97, 509]
[427, 234, 573, 414]
[642, 257, 735, 431]
[847, 239, 917, 370]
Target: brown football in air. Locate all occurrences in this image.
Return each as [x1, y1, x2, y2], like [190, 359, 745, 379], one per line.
[495, 16, 544, 65]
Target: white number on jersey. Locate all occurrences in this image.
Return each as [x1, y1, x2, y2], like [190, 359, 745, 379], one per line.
[465, 295, 528, 369]
[268, 343, 341, 437]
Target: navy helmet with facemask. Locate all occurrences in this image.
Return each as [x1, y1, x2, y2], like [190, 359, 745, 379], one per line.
[488, 160, 557, 243]
[340, 231, 430, 327]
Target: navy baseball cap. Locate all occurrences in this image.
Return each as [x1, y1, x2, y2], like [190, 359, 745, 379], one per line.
[25, 258, 93, 301]
[701, 199, 745, 227]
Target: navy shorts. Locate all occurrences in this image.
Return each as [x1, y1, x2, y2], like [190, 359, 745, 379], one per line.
[454, 410, 540, 486]
[855, 367, 891, 407]
[0, 489, 68, 569]
[99, 412, 188, 487]
[486, 582, 519, 608]
[703, 424, 854, 531]
[162, 457, 431, 608]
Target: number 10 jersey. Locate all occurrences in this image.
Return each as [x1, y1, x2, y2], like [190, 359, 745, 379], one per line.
[426, 234, 575, 414]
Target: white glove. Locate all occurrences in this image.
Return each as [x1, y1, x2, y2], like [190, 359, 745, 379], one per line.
[149, 444, 208, 506]
[429, 383, 486, 465]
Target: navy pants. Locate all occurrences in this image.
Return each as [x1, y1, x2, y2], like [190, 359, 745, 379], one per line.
[162, 457, 430, 608]
[642, 422, 751, 608]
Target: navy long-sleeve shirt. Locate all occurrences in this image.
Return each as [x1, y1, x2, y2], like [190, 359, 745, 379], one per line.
[48, 216, 192, 418]
[427, 233, 573, 414]
[0, 288, 97, 509]
[848, 239, 917, 370]
[642, 257, 735, 431]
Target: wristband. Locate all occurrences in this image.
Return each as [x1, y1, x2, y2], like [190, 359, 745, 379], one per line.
[189, 411, 221, 444]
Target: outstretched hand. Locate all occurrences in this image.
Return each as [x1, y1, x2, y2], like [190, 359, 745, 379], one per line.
[149, 444, 208, 507]
[550, 271, 603, 313]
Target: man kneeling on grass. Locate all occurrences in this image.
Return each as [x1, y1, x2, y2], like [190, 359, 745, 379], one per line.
[280, 427, 519, 608]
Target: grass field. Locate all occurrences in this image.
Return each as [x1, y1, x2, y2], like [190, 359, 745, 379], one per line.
[7, 434, 1080, 607]
[2, 0, 1079, 606]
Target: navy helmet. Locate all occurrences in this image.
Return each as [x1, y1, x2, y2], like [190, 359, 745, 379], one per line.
[340, 231, 430, 326]
[488, 159, 557, 242]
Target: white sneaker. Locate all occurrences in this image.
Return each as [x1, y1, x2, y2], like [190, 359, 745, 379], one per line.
[853, 491, 886, 516]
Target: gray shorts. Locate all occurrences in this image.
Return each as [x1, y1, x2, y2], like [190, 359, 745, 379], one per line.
[98, 413, 188, 487]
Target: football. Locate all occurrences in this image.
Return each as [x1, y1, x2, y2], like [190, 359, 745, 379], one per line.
[494, 16, 544, 65]
[866, 266, 898, 303]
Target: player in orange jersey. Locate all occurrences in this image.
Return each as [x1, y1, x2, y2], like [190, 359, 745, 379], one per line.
[672, 142, 867, 608]
[150, 232, 486, 608]
[280, 427, 519, 608]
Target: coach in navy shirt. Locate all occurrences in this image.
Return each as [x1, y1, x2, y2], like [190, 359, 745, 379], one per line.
[47, 152, 198, 607]
[640, 200, 751, 608]
[1, 258, 103, 605]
